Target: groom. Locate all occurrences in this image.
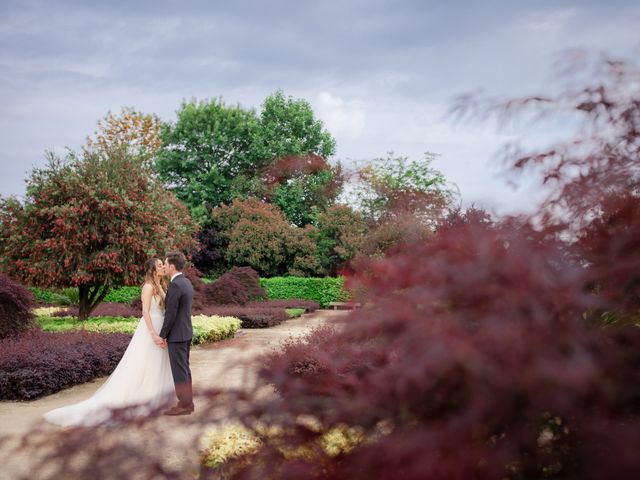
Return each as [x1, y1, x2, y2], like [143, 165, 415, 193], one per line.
[159, 251, 195, 416]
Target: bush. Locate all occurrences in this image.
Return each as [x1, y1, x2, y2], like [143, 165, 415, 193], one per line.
[183, 265, 207, 311]
[220, 222, 640, 479]
[0, 329, 130, 400]
[191, 315, 242, 344]
[205, 273, 249, 306]
[260, 276, 350, 308]
[248, 299, 319, 312]
[0, 275, 35, 339]
[198, 306, 289, 328]
[29, 287, 74, 306]
[228, 267, 266, 300]
[104, 286, 142, 304]
[212, 198, 324, 277]
[37, 314, 241, 345]
[192, 226, 226, 277]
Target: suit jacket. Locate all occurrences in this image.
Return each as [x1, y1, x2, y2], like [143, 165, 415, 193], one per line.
[159, 274, 193, 342]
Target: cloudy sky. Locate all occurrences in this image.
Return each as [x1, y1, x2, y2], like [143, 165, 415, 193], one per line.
[1, 0, 638, 214]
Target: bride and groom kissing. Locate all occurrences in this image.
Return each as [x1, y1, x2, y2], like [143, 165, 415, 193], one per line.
[44, 252, 195, 426]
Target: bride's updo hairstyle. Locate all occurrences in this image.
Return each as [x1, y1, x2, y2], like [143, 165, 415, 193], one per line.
[143, 258, 167, 308]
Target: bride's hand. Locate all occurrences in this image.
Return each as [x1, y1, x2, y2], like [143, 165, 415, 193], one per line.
[152, 334, 165, 347]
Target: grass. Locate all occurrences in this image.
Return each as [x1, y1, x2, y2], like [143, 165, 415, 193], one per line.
[286, 308, 305, 318]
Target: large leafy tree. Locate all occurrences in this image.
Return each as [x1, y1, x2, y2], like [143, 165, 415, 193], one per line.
[263, 154, 344, 227]
[255, 89, 336, 161]
[315, 204, 367, 274]
[155, 92, 337, 224]
[85, 107, 163, 161]
[155, 98, 262, 223]
[0, 148, 196, 320]
[212, 198, 322, 277]
[353, 152, 456, 226]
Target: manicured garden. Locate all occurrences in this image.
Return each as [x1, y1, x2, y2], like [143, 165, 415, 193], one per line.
[1, 266, 342, 402]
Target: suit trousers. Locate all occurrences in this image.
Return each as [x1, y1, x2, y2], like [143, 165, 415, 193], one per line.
[167, 341, 193, 408]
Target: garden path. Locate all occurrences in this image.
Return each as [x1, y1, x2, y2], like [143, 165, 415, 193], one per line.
[0, 309, 349, 479]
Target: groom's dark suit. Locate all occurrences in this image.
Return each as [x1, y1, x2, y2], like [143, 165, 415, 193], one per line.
[159, 273, 194, 410]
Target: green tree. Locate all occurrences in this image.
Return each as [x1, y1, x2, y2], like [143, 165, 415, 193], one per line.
[212, 198, 323, 277]
[155, 98, 262, 223]
[264, 154, 344, 227]
[353, 152, 456, 226]
[255, 90, 336, 161]
[154, 92, 338, 225]
[315, 204, 367, 274]
[0, 148, 197, 320]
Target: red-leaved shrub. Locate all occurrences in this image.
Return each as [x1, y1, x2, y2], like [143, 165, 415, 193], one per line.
[183, 265, 207, 310]
[223, 220, 640, 479]
[0, 329, 130, 400]
[227, 266, 266, 300]
[10, 54, 640, 480]
[0, 274, 35, 339]
[204, 273, 249, 306]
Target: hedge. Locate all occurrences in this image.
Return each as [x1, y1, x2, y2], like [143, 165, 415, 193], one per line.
[37, 315, 241, 346]
[260, 277, 350, 308]
[0, 330, 131, 400]
[103, 286, 141, 304]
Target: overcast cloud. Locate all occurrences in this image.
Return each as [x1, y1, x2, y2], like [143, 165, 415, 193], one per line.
[1, 0, 639, 214]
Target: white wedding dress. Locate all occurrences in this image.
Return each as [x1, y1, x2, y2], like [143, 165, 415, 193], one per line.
[44, 295, 176, 427]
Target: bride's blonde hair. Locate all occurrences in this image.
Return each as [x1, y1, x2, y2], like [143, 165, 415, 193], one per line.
[143, 258, 167, 307]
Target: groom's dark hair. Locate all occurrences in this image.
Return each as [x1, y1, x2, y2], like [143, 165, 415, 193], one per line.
[165, 251, 186, 271]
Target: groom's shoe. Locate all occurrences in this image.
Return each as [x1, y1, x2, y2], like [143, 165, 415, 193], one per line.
[163, 404, 194, 416]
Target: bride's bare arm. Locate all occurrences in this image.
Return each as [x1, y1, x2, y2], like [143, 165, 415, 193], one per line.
[141, 284, 164, 346]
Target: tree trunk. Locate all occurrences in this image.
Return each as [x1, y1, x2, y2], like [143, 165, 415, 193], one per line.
[77, 284, 110, 321]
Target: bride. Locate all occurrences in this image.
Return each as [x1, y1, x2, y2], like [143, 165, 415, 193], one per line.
[44, 258, 176, 427]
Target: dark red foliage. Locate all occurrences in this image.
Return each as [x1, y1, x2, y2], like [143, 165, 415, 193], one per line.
[12, 54, 640, 480]
[262, 154, 342, 196]
[204, 273, 249, 306]
[0, 329, 130, 400]
[191, 227, 226, 276]
[0, 274, 35, 339]
[438, 205, 493, 231]
[197, 305, 288, 328]
[53, 302, 140, 318]
[183, 265, 207, 310]
[228, 221, 640, 479]
[227, 266, 266, 300]
[248, 299, 319, 312]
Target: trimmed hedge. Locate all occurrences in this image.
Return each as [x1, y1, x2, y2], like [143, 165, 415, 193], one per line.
[104, 286, 141, 304]
[260, 277, 350, 308]
[192, 315, 242, 344]
[30, 286, 141, 305]
[0, 329, 131, 400]
[37, 315, 242, 346]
